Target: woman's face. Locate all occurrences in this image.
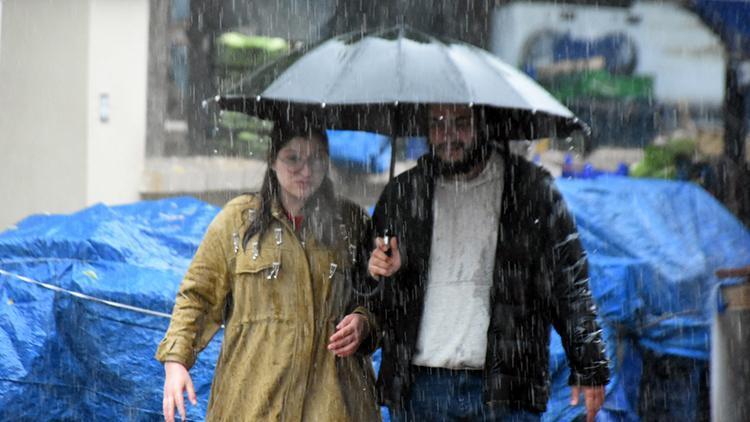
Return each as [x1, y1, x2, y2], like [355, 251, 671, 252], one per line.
[271, 135, 329, 206]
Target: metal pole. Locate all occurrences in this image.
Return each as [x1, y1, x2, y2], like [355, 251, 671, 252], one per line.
[712, 266, 750, 422]
[724, 59, 748, 164]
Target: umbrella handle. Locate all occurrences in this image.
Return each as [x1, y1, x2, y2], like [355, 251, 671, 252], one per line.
[376, 229, 396, 286]
[382, 228, 395, 258]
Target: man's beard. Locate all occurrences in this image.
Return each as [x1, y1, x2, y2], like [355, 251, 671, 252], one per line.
[432, 142, 489, 177]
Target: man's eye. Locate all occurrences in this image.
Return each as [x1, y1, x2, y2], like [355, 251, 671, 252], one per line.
[456, 118, 472, 128]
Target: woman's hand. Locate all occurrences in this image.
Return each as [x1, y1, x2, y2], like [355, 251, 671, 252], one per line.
[163, 361, 197, 422]
[327, 313, 369, 357]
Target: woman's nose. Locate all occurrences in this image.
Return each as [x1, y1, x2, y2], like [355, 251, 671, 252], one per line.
[299, 161, 313, 177]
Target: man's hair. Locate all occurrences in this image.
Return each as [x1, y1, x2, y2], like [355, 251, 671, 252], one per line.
[429, 106, 492, 176]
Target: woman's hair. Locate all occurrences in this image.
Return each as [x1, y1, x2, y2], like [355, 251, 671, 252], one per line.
[242, 122, 332, 249]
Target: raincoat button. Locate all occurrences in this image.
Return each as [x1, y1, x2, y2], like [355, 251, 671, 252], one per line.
[328, 263, 338, 280]
[275, 227, 283, 245]
[232, 232, 240, 254]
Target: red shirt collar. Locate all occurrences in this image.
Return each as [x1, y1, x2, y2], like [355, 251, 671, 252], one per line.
[286, 212, 304, 231]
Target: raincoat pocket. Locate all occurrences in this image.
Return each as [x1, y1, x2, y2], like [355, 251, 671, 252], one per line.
[235, 248, 279, 278]
[233, 249, 294, 323]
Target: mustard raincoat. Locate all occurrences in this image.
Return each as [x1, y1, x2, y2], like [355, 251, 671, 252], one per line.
[156, 194, 380, 421]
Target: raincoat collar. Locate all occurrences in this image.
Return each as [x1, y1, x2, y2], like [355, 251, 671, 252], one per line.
[269, 190, 343, 247]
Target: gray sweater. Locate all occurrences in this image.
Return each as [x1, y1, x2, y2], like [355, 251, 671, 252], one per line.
[412, 152, 504, 369]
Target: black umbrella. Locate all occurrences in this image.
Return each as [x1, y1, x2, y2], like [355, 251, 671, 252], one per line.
[215, 25, 588, 142]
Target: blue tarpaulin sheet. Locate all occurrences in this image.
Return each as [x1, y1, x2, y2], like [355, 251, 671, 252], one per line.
[546, 177, 750, 421]
[0, 198, 222, 420]
[327, 130, 392, 173]
[1, 178, 749, 420]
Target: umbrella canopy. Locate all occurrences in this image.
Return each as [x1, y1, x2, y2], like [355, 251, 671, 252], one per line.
[216, 25, 588, 139]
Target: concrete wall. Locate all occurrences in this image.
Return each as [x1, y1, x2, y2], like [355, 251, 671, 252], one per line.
[0, 0, 90, 229]
[0, 0, 150, 230]
[86, 0, 149, 205]
[490, 1, 725, 106]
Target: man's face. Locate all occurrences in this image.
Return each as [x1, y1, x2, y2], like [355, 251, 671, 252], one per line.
[428, 105, 477, 164]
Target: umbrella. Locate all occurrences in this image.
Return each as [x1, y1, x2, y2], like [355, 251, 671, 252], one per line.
[213, 25, 586, 287]
[215, 25, 588, 141]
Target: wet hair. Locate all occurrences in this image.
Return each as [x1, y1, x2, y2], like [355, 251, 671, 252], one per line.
[242, 122, 333, 249]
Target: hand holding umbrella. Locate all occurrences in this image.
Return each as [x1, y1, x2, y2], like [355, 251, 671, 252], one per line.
[368, 235, 401, 278]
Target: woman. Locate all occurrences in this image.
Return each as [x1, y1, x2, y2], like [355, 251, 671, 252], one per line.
[156, 122, 380, 421]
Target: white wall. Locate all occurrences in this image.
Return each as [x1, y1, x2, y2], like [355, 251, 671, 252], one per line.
[86, 0, 149, 206]
[490, 1, 726, 106]
[0, 1, 4, 55]
[0, 0, 150, 230]
[0, 0, 90, 229]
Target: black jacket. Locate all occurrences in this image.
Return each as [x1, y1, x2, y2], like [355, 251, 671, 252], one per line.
[371, 148, 609, 413]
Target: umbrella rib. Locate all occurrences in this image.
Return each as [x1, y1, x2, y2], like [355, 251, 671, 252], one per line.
[369, 25, 399, 39]
[471, 46, 577, 120]
[224, 44, 308, 98]
[396, 26, 404, 101]
[436, 40, 473, 105]
[469, 46, 535, 111]
[325, 35, 370, 104]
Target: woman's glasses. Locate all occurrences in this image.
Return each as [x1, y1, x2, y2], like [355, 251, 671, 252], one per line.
[277, 153, 329, 173]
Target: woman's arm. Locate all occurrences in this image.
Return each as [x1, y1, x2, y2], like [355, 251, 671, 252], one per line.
[156, 201, 239, 420]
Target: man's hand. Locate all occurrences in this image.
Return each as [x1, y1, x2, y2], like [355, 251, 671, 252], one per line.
[571, 385, 605, 422]
[368, 236, 401, 278]
[163, 361, 197, 422]
[328, 313, 369, 357]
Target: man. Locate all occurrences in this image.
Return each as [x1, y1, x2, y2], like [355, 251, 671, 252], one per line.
[368, 104, 609, 421]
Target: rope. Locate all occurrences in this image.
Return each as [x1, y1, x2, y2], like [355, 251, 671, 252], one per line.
[0, 268, 172, 319]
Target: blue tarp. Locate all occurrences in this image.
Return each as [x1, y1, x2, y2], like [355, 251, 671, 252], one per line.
[1, 178, 749, 420]
[327, 131, 430, 173]
[0, 198, 221, 420]
[545, 177, 750, 421]
[327, 130, 392, 173]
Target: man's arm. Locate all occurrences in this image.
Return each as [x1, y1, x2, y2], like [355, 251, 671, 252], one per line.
[545, 181, 609, 420]
[367, 181, 406, 332]
[372, 180, 409, 271]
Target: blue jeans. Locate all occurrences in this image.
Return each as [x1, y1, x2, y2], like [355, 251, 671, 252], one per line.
[390, 366, 541, 422]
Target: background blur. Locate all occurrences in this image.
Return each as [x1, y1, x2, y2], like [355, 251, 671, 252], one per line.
[1, 0, 748, 231]
[1, 1, 749, 421]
